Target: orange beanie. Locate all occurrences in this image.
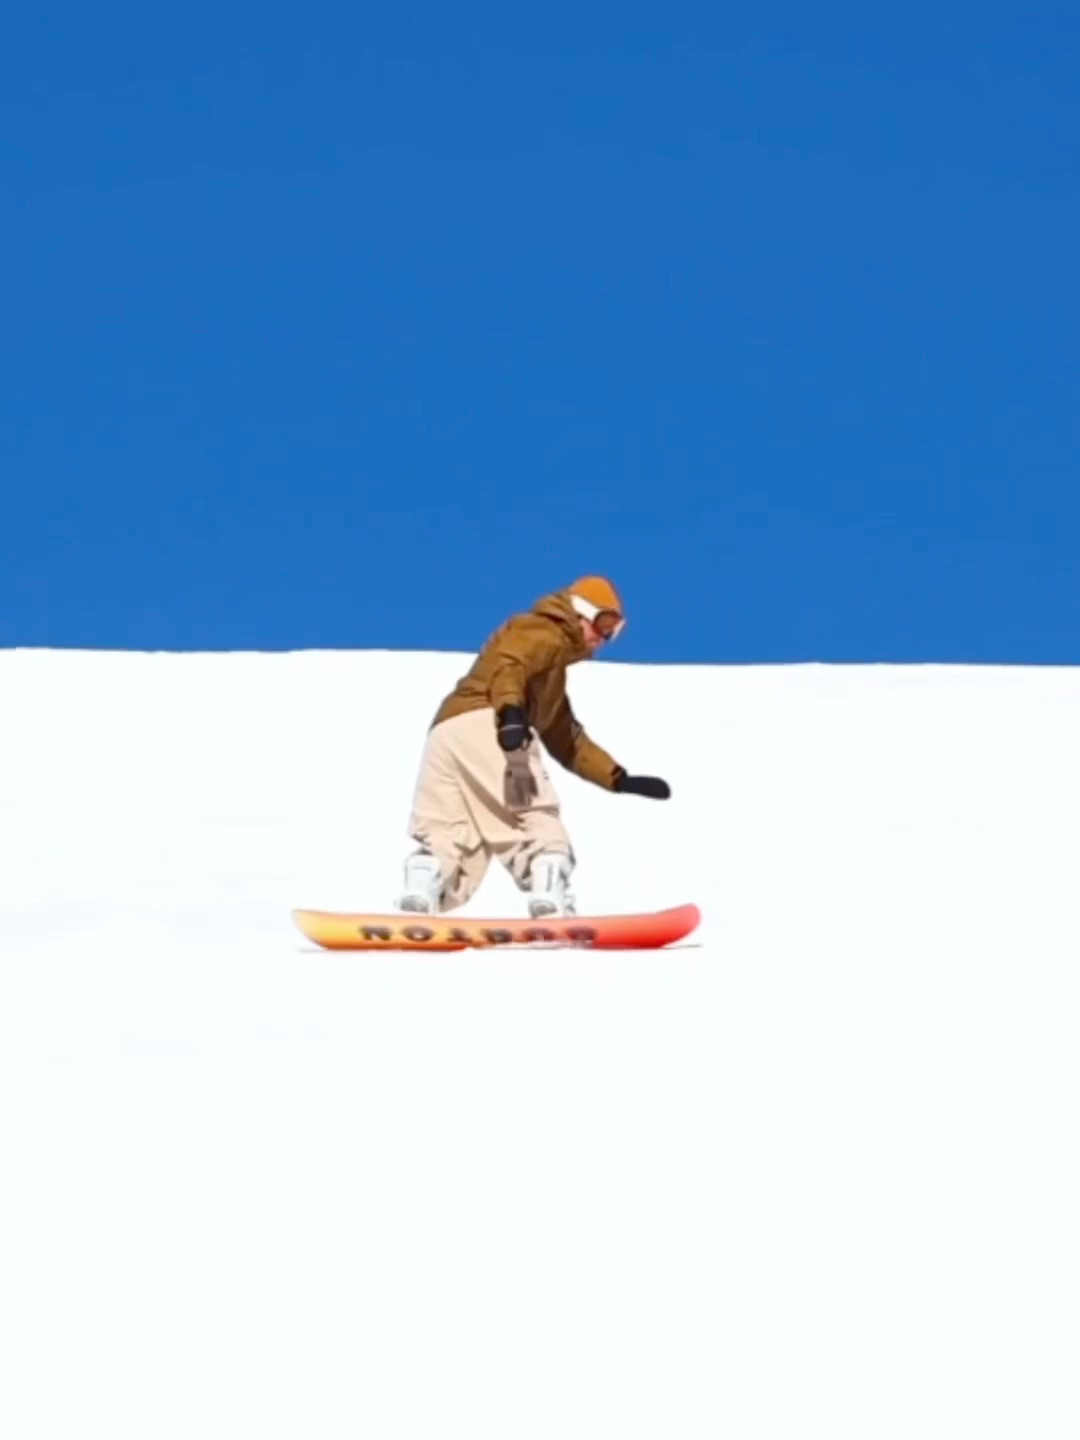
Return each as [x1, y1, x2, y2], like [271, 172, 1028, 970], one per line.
[568, 575, 624, 618]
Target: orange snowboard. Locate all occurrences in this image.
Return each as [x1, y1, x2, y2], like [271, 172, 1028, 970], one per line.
[292, 903, 700, 952]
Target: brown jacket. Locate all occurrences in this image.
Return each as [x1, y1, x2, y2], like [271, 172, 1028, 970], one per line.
[432, 589, 622, 790]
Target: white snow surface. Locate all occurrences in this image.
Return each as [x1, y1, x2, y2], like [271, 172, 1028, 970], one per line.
[2, 647, 1078, 1439]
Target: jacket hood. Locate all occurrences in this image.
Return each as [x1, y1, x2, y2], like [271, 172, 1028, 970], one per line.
[531, 589, 592, 662]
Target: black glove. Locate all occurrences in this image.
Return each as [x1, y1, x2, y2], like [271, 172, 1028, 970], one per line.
[496, 705, 530, 751]
[613, 770, 671, 800]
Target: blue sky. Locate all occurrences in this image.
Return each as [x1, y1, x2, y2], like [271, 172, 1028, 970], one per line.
[3, 1, 1078, 663]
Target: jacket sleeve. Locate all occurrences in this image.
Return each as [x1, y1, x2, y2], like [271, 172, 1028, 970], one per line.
[485, 621, 564, 714]
[539, 695, 622, 791]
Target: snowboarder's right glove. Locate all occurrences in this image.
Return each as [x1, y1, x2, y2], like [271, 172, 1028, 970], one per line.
[613, 770, 671, 800]
[496, 705, 530, 751]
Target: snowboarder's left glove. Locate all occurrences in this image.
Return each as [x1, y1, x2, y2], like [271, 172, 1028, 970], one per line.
[496, 705, 530, 751]
[613, 770, 671, 800]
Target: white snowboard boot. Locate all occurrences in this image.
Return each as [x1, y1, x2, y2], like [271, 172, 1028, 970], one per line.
[527, 851, 576, 919]
[398, 851, 444, 914]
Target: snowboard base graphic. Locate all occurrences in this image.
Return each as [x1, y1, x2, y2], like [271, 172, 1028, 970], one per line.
[292, 903, 700, 952]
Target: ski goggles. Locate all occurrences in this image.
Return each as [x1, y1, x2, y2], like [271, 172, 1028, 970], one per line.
[592, 608, 625, 641]
[571, 594, 626, 641]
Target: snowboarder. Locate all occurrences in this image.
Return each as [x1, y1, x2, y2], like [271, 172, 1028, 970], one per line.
[397, 576, 671, 918]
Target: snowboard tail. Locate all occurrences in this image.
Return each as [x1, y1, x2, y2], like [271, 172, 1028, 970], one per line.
[292, 903, 700, 952]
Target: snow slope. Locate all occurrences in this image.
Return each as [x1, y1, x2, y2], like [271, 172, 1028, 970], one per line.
[1, 648, 1078, 1439]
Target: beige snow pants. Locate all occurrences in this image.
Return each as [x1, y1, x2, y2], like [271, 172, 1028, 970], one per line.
[407, 708, 573, 911]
